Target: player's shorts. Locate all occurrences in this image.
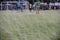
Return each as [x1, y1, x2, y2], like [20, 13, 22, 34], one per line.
[29, 8, 32, 10]
[36, 7, 40, 10]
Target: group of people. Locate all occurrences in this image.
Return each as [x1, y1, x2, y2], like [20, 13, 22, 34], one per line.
[16, 0, 40, 14]
[1, 0, 60, 14]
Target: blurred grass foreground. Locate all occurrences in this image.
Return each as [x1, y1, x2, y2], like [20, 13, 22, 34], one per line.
[0, 10, 60, 40]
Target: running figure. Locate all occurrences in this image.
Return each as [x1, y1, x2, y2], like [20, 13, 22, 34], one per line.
[29, 3, 32, 12]
[35, 1, 40, 14]
[16, 1, 21, 10]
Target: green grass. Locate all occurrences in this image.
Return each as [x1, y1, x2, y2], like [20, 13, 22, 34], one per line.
[0, 10, 60, 40]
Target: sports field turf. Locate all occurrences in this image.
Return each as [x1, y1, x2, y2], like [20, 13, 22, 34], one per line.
[0, 10, 60, 40]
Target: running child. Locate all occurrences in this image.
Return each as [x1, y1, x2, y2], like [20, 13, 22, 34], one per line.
[16, 1, 21, 10]
[29, 3, 32, 12]
[35, 1, 40, 14]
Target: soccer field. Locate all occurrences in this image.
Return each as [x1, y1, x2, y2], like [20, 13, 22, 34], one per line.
[0, 10, 60, 40]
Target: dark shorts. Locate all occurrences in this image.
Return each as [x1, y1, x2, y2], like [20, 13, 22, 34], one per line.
[29, 8, 32, 10]
[17, 6, 20, 9]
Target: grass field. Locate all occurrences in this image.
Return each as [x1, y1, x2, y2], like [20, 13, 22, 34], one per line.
[0, 10, 60, 40]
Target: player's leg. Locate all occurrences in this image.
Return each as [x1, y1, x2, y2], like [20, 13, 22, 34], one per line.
[30, 8, 32, 12]
[29, 7, 32, 12]
[36, 10, 39, 14]
[38, 9, 40, 14]
[37, 10, 39, 14]
[20, 5, 23, 12]
[36, 7, 37, 14]
[36, 7, 39, 14]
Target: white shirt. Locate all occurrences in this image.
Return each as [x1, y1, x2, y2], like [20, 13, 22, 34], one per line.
[49, 3, 55, 6]
[58, 2, 60, 6]
[55, 2, 59, 6]
[44, 3, 47, 5]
